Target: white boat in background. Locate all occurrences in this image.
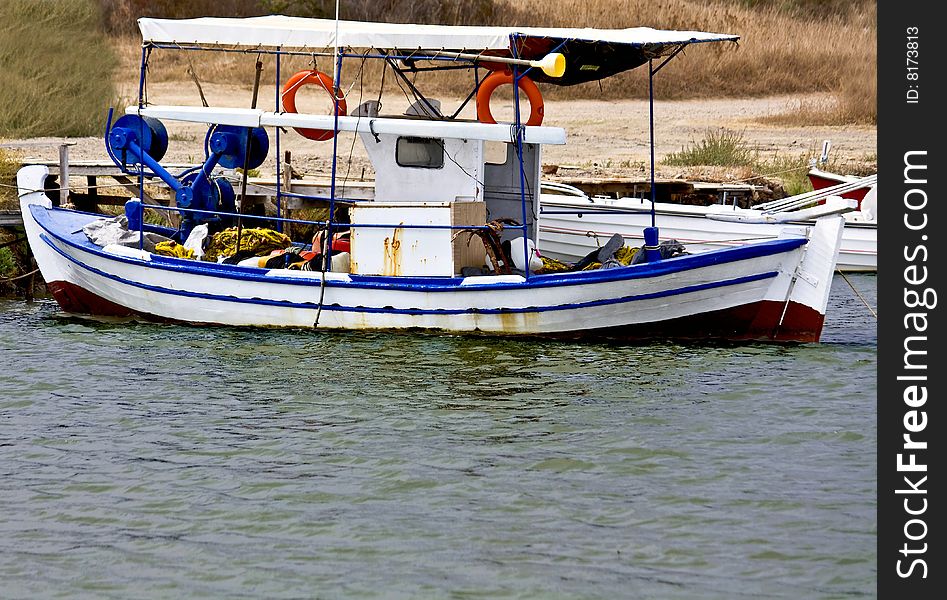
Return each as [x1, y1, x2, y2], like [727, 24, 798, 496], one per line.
[19, 15, 849, 342]
[540, 175, 876, 272]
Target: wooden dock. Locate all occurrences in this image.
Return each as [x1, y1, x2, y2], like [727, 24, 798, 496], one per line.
[1, 211, 22, 227]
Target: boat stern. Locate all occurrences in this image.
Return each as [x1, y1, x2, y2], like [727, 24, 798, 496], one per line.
[762, 215, 845, 341]
[16, 165, 64, 282]
[17, 164, 115, 313]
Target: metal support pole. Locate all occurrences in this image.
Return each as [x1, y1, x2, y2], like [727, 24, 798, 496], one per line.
[324, 49, 345, 273]
[648, 59, 656, 229]
[645, 58, 661, 262]
[511, 35, 531, 279]
[275, 49, 282, 231]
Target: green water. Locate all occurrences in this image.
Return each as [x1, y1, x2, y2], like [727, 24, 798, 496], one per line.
[0, 275, 877, 598]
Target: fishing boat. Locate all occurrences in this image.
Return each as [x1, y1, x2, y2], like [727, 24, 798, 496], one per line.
[539, 174, 876, 272]
[18, 15, 849, 341]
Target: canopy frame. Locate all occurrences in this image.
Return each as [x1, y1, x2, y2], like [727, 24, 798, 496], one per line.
[128, 15, 739, 291]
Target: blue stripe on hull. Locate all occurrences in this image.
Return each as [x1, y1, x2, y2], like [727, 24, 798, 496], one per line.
[41, 232, 778, 317]
[32, 204, 805, 293]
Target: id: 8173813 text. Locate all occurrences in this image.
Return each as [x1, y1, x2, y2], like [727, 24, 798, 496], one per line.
[906, 26, 919, 104]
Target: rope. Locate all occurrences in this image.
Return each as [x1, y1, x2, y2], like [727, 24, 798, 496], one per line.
[0, 267, 38, 283]
[340, 54, 369, 196]
[6, 180, 184, 195]
[837, 270, 877, 319]
[185, 57, 210, 108]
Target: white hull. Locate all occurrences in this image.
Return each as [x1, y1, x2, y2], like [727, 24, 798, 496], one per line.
[18, 166, 843, 342]
[539, 194, 875, 272]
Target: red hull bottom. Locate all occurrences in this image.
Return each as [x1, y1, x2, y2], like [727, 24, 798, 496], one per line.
[47, 281, 135, 317]
[808, 173, 869, 208]
[577, 298, 824, 342]
[45, 280, 825, 342]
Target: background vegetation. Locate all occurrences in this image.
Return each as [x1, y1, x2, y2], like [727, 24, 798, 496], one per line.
[0, 0, 117, 138]
[108, 0, 875, 124]
[663, 128, 874, 195]
[0, 149, 18, 208]
[0, 0, 875, 143]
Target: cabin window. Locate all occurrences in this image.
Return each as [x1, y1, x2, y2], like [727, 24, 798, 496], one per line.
[396, 137, 444, 169]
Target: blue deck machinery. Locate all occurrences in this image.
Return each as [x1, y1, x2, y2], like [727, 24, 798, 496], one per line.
[105, 112, 269, 240]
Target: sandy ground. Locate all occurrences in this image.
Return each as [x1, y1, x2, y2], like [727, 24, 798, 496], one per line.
[6, 81, 876, 184]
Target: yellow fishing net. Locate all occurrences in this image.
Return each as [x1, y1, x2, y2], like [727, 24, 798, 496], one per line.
[539, 245, 639, 273]
[153, 241, 195, 260]
[580, 245, 639, 270]
[203, 227, 292, 262]
[539, 256, 572, 273]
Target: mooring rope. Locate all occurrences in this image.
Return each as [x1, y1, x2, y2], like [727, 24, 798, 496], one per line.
[837, 269, 877, 319]
[4, 181, 176, 195]
[0, 267, 39, 283]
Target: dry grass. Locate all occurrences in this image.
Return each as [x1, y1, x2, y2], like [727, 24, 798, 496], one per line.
[0, 0, 118, 137]
[109, 0, 875, 125]
[759, 61, 877, 126]
[662, 129, 877, 195]
[0, 149, 22, 209]
[665, 129, 757, 168]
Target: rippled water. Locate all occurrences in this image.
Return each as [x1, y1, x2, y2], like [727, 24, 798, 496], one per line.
[1, 275, 876, 598]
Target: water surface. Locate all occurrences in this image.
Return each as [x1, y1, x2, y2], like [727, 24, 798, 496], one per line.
[0, 274, 877, 598]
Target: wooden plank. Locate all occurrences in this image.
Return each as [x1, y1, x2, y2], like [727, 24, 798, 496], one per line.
[1, 141, 76, 149]
[58, 144, 70, 206]
[0, 211, 23, 227]
[68, 193, 135, 207]
[282, 151, 292, 240]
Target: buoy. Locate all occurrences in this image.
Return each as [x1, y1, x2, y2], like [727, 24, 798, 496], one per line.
[281, 70, 347, 141]
[476, 71, 544, 127]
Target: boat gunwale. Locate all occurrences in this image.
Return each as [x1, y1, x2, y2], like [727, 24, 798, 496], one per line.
[31, 203, 806, 293]
[539, 196, 878, 228]
[37, 228, 781, 317]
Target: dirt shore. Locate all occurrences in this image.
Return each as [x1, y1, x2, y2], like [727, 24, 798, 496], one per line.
[5, 81, 876, 184]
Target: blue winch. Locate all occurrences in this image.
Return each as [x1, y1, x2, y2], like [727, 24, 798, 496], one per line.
[105, 113, 269, 238]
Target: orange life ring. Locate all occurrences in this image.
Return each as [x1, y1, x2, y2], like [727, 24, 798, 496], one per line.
[476, 71, 544, 127]
[281, 70, 347, 142]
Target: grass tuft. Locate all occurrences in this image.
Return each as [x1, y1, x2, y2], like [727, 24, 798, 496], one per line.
[663, 131, 875, 196]
[0, 0, 117, 137]
[665, 129, 757, 167]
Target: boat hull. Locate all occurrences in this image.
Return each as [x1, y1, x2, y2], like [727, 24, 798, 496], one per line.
[41, 278, 826, 342]
[539, 195, 875, 272]
[808, 168, 870, 204]
[18, 166, 843, 342]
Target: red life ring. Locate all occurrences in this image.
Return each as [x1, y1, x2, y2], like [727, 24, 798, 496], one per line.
[280, 70, 347, 142]
[476, 71, 544, 127]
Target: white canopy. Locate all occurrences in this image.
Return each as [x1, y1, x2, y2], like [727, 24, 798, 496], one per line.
[138, 16, 738, 52]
